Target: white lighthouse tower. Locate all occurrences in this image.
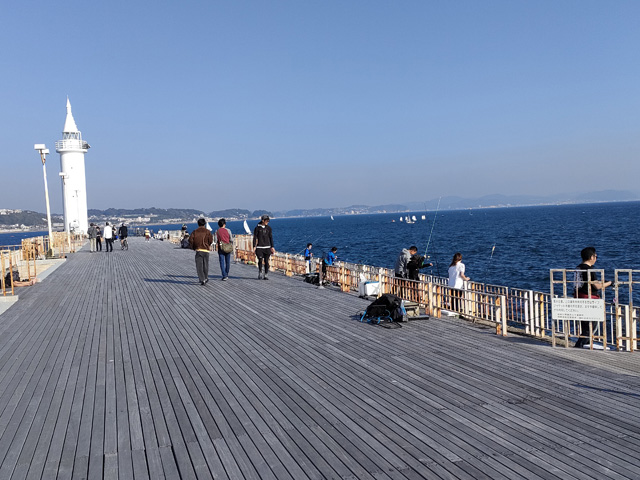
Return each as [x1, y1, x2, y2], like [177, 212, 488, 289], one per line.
[55, 98, 90, 234]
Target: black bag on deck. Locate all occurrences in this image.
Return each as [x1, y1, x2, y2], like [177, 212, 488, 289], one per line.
[360, 294, 406, 325]
[304, 273, 320, 285]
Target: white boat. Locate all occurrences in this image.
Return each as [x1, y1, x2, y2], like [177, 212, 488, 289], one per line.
[243, 220, 251, 234]
[421, 215, 426, 220]
[330, 215, 334, 221]
[412, 216, 417, 221]
[399, 217, 403, 222]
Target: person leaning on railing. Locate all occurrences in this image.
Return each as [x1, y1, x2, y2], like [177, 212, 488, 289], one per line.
[448, 252, 470, 312]
[574, 246, 614, 348]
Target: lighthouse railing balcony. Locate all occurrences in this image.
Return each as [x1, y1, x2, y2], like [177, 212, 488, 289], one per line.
[55, 139, 88, 151]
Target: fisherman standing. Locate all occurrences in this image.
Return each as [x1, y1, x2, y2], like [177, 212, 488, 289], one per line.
[407, 251, 433, 281]
[395, 246, 419, 278]
[304, 243, 313, 274]
[574, 246, 614, 348]
[322, 246, 338, 283]
[253, 215, 275, 280]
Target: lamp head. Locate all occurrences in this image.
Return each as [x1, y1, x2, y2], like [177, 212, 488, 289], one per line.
[34, 144, 46, 151]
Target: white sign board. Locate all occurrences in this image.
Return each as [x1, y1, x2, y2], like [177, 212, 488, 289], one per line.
[552, 298, 605, 322]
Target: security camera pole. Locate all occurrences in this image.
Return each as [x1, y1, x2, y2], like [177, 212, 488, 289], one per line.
[35, 144, 54, 255]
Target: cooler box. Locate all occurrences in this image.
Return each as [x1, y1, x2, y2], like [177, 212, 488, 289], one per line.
[358, 281, 380, 297]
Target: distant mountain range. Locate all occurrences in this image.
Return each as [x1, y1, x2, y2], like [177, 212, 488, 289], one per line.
[2, 190, 638, 229]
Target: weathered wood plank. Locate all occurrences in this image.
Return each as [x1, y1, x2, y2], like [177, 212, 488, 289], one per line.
[0, 237, 639, 479]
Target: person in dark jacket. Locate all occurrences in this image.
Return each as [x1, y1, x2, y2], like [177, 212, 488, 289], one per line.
[574, 246, 614, 348]
[189, 218, 214, 285]
[395, 246, 418, 278]
[407, 253, 433, 281]
[253, 215, 275, 280]
[118, 223, 128, 249]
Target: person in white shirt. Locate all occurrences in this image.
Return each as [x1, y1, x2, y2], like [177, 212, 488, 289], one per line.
[104, 222, 114, 252]
[448, 252, 470, 312]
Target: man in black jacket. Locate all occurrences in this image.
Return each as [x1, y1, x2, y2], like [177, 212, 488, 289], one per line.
[253, 215, 275, 280]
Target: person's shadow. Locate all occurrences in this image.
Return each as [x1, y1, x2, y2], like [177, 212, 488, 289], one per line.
[142, 275, 195, 285]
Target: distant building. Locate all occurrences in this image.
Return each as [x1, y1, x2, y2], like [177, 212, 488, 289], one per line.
[56, 98, 90, 234]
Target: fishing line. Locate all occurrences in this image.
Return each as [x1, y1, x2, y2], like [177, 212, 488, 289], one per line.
[482, 243, 497, 283]
[424, 197, 441, 259]
[294, 232, 333, 255]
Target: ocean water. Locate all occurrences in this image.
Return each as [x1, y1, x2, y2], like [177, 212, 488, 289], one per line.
[249, 202, 640, 294]
[3, 201, 639, 294]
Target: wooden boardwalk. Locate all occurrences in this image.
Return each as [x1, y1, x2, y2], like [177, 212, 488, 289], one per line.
[1, 237, 640, 479]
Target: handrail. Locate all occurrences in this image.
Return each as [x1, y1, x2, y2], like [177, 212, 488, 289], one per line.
[1, 231, 85, 296]
[125, 231, 640, 351]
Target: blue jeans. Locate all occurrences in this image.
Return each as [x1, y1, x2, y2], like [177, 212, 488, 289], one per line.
[218, 252, 231, 278]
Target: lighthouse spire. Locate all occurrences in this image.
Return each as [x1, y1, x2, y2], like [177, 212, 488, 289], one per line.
[63, 97, 79, 134]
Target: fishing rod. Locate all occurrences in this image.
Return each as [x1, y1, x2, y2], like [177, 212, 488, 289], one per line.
[424, 197, 440, 258]
[294, 232, 333, 256]
[482, 243, 497, 283]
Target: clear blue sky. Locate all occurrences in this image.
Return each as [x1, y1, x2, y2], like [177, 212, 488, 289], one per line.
[2, 1, 639, 213]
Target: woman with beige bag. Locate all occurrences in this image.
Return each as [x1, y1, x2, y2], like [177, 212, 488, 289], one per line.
[216, 218, 234, 281]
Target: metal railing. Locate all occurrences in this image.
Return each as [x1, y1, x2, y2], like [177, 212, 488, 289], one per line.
[163, 232, 640, 350]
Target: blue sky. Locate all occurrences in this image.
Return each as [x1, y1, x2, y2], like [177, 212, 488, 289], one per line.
[2, 1, 639, 213]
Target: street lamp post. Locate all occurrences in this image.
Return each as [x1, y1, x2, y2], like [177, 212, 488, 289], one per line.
[34, 144, 54, 256]
[59, 173, 72, 251]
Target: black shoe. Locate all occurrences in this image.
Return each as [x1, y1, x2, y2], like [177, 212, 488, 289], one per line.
[200, 281, 206, 286]
[204, 278, 209, 284]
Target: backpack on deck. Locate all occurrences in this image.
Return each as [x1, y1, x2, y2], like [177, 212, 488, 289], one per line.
[360, 294, 406, 325]
[303, 273, 320, 285]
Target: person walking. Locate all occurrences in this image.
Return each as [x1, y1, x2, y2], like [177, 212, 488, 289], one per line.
[87, 223, 97, 252]
[103, 222, 114, 252]
[189, 218, 214, 285]
[96, 225, 102, 251]
[144, 228, 150, 242]
[118, 223, 128, 249]
[216, 218, 233, 281]
[253, 215, 275, 280]
[448, 252, 470, 312]
[574, 246, 614, 348]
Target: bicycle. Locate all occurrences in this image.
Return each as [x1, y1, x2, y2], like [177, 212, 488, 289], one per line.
[121, 237, 128, 250]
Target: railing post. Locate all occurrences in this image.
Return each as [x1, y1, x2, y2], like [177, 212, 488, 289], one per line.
[496, 295, 507, 336]
[285, 254, 293, 277]
[1, 251, 5, 296]
[631, 306, 637, 352]
[617, 304, 624, 351]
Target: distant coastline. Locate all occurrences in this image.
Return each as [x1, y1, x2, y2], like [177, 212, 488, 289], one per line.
[2, 191, 638, 231]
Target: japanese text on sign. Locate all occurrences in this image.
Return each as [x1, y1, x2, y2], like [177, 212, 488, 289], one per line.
[551, 298, 605, 322]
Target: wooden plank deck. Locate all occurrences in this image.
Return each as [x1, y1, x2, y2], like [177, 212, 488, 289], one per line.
[1, 236, 639, 479]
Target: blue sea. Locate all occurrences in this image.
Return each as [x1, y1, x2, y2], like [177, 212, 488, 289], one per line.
[3, 201, 639, 294]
